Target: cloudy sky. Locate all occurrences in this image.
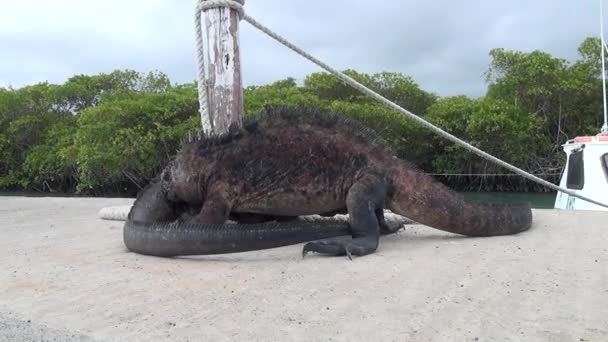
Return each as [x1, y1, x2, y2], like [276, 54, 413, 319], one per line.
[0, 0, 601, 97]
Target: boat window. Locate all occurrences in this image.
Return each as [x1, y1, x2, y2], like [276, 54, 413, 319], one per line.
[566, 149, 584, 190]
[602, 153, 608, 182]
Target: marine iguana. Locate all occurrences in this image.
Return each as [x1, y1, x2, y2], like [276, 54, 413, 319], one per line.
[124, 107, 532, 258]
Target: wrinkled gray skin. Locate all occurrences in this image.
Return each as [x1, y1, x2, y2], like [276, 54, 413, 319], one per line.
[124, 107, 532, 258]
[124, 182, 406, 258]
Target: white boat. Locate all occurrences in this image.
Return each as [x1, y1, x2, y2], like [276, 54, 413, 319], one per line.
[554, 135, 608, 210]
[554, 0, 608, 211]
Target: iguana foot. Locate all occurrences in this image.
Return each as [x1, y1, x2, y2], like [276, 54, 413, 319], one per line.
[302, 174, 386, 259]
[302, 237, 378, 260]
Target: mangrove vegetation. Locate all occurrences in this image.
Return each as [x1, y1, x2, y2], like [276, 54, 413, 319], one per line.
[0, 37, 604, 195]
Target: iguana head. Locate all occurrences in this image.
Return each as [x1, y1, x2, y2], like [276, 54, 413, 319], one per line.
[128, 179, 178, 223]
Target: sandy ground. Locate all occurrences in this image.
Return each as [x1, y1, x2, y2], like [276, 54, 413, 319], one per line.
[1, 196, 607, 342]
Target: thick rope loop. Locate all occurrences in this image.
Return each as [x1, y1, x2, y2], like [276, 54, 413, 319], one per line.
[197, 0, 245, 20]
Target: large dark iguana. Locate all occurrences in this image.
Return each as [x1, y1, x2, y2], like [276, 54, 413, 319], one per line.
[124, 107, 532, 258]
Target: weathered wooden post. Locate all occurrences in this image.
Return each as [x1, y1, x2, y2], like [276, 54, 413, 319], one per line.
[196, 0, 245, 135]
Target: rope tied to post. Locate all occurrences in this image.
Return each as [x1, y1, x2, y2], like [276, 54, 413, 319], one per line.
[194, 0, 245, 135]
[196, 0, 245, 20]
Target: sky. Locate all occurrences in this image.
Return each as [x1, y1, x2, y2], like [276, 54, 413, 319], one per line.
[0, 0, 602, 97]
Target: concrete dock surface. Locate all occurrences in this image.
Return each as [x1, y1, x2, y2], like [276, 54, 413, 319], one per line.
[1, 196, 607, 341]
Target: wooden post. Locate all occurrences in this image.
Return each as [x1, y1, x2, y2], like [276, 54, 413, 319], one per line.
[202, 2, 244, 135]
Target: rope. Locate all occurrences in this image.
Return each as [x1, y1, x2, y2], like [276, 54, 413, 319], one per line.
[194, 0, 608, 209]
[98, 205, 131, 221]
[194, 6, 210, 133]
[194, 0, 245, 134]
[197, 0, 244, 18]
[242, 14, 608, 208]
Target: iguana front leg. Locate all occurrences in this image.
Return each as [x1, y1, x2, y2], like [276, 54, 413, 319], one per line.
[189, 190, 232, 224]
[302, 174, 387, 259]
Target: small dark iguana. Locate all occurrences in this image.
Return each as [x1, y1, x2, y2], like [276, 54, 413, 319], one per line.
[124, 107, 532, 258]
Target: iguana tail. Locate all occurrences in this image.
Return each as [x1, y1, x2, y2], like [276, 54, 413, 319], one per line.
[123, 218, 354, 257]
[387, 162, 532, 236]
[123, 180, 352, 257]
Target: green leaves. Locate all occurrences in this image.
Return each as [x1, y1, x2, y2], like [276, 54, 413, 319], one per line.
[22, 117, 78, 192]
[485, 39, 606, 152]
[74, 85, 199, 193]
[423, 95, 549, 176]
[244, 78, 326, 114]
[244, 71, 436, 163]
[0, 70, 198, 195]
[0, 36, 605, 194]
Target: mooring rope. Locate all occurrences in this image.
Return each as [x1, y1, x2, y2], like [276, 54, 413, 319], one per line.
[194, 0, 245, 134]
[192, 0, 608, 209]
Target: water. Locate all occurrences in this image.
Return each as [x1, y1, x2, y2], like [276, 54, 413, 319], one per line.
[462, 192, 556, 209]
